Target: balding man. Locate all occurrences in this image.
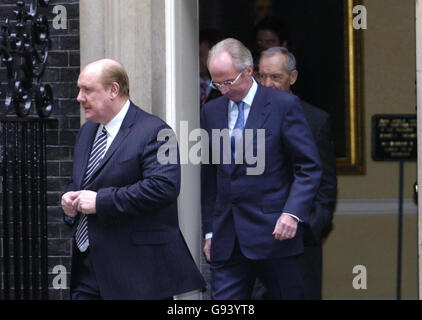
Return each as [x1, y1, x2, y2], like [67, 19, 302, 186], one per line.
[201, 39, 322, 299]
[258, 47, 337, 299]
[61, 59, 205, 300]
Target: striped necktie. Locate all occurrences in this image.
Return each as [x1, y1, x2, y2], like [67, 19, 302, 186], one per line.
[231, 101, 245, 164]
[75, 126, 108, 252]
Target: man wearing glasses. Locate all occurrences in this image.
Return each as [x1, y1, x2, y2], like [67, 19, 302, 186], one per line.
[200, 38, 322, 299]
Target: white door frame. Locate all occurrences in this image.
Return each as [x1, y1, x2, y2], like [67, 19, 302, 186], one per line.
[416, 0, 422, 300]
[165, 0, 203, 300]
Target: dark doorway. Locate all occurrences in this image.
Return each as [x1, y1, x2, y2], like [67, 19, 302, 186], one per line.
[199, 0, 348, 160]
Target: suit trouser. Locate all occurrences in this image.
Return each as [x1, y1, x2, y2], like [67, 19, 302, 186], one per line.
[299, 245, 322, 300]
[252, 244, 323, 300]
[211, 238, 304, 300]
[70, 242, 102, 300]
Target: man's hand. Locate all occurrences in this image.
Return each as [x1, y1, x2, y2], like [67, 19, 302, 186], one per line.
[203, 238, 211, 263]
[72, 190, 98, 215]
[272, 214, 298, 240]
[61, 191, 80, 218]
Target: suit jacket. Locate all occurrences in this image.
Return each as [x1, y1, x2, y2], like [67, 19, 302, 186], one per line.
[201, 84, 322, 263]
[206, 88, 222, 104]
[300, 100, 337, 246]
[65, 102, 205, 299]
[200, 87, 222, 108]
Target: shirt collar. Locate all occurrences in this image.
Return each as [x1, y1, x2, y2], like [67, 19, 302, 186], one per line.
[103, 99, 130, 139]
[229, 78, 258, 109]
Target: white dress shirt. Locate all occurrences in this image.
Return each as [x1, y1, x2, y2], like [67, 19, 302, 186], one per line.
[227, 79, 257, 135]
[95, 99, 130, 152]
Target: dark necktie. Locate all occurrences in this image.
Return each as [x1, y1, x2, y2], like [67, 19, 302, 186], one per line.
[75, 126, 108, 252]
[231, 101, 245, 163]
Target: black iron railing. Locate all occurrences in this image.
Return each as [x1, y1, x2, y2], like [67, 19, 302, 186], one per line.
[1, 0, 54, 300]
[0, 117, 49, 300]
[1, 0, 53, 118]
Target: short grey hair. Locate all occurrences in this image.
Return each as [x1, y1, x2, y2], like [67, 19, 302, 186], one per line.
[260, 47, 296, 74]
[207, 38, 254, 72]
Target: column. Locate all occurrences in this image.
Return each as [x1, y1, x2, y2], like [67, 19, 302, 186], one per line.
[416, 0, 422, 300]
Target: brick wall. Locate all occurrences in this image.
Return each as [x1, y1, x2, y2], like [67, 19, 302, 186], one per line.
[0, 0, 80, 300]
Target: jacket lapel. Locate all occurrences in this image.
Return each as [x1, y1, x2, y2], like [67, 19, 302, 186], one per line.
[84, 102, 138, 187]
[216, 95, 229, 131]
[232, 84, 271, 175]
[244, 84, 271, 131]
[215, 96, 232, 175]
[76, 122, 100, 189]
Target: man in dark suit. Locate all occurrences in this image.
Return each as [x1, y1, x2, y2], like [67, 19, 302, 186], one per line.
[201, 38, 322, 300]
[258, 46, 338, 299]
[61, 58, 205, 300]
